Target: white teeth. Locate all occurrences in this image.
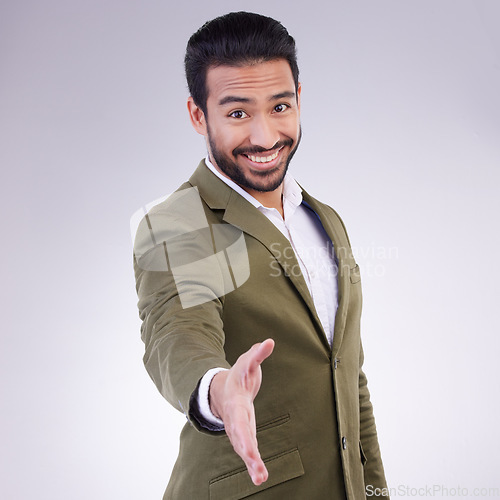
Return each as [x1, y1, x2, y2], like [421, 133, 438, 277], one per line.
[247, 150, 280, 163]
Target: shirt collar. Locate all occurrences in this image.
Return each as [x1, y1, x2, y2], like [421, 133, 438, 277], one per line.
[204, 157, 303, 212]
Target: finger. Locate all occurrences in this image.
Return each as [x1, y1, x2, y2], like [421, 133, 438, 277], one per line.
[248, 338, 275, 367]
[245, 410, 268, 486]
[237, 339, 274, 397]
[234, 438, 268, 485]
[248, 457, 269, 485]
[227, 411, 268, 485]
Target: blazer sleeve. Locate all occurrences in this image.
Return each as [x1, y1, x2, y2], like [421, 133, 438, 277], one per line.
[359, 341, 389, 495]
[133, 203, 231, 432]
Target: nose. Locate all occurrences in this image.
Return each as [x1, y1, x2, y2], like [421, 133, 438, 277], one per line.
[249, 115, 280, 150]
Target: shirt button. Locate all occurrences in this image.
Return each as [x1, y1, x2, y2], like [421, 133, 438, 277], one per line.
[342, 437, 347, 450]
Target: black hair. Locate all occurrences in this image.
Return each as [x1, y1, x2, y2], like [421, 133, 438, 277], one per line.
[185, 11, 299, 114]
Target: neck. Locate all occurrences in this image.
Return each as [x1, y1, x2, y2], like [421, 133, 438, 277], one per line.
[207, 156, 285, 217]
[242, 185, 284, 218]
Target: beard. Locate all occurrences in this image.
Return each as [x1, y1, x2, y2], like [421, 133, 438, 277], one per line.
[207, 126, 302, 193]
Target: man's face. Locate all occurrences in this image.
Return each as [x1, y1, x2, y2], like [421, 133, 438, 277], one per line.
[200, 59, 301, 194]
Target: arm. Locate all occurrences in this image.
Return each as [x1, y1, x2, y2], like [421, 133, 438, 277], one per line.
[133, 199, 232, 426]
[135, 248, 232, 428]
[359, 341, 389, 495]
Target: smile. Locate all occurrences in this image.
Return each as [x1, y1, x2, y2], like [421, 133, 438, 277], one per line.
[244, 148, 281, 164]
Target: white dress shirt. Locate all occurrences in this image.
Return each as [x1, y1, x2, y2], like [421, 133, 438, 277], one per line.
[196, 158, 339, 428]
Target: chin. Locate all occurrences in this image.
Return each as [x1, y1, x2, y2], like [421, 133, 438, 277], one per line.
[243, 164, 287, 192]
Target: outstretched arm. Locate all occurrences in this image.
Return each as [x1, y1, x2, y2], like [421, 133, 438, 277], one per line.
[209, 339, 275, 486]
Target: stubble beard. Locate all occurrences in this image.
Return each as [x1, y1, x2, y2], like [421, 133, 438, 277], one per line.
[207, 126, 302, 193]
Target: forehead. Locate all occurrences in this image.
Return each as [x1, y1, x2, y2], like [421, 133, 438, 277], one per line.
[205, 59, 295, 103]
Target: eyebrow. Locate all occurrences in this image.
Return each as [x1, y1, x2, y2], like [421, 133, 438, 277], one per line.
[218, 96, 252, 106]
[270, 91, 296, 101]
[218, 91, 296, 107]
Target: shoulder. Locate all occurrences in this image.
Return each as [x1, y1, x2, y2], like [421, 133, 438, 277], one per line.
[132, 179, 214, 271]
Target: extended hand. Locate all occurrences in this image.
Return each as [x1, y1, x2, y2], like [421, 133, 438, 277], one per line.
[209, 339, 275, 486]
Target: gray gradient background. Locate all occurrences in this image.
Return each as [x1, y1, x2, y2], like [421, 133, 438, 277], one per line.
[1, 1, 499, 499]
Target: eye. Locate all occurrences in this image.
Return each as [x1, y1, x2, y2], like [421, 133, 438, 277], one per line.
[273, 103, 289, 113]
[229, 110, 248, 119]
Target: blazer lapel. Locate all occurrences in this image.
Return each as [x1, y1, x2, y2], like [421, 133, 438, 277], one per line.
[189, 162, 326, 343]
[300, 191, 351, 356]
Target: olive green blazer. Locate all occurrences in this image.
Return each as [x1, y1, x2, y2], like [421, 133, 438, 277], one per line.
[134, 161, 388, 499]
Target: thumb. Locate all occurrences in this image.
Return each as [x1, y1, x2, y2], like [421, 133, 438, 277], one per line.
[251, 338, 275, 366]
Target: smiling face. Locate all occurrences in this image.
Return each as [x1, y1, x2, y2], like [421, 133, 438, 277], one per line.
[188, 59, 301, 201]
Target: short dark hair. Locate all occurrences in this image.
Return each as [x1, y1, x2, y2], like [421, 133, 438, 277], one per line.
[185, 11, 299, 114]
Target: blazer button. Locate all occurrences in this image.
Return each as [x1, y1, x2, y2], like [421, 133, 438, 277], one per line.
[342, 436, 347, 450]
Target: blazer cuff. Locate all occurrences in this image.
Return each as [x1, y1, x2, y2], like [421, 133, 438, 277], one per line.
[190, 367, 228, 431]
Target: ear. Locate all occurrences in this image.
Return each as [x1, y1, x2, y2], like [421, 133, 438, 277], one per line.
[296, 82, 302, 112]
[187, 97, 208, 136]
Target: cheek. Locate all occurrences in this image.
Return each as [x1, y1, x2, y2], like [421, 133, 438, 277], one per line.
[224, 129, 248, 153]
[281, 116, 300, 138]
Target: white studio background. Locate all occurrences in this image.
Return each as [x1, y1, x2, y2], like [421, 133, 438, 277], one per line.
[1, 1, 499, 499]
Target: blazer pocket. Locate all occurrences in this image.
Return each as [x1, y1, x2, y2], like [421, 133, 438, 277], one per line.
[209, 448, 304, 500]
[256, 413, 290, 433]
[350, 264, 361, 284]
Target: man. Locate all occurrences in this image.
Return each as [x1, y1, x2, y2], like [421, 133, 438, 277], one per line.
[134, 11, 389, 499]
